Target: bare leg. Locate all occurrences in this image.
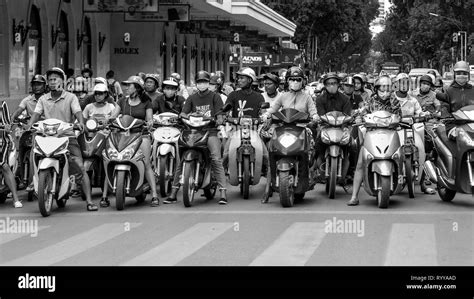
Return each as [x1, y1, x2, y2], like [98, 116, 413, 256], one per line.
[2, 164, 21, 206]
[348, 151, 364, 205]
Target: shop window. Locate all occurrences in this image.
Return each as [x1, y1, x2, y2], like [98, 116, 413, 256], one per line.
[57, 11, 69, 71]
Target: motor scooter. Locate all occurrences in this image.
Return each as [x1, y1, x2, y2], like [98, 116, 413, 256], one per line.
[177, 112, 222, 207]
[263, 108, 316, 207]
[424, 105, 474, 201]
[358, 110, 405, 208]
[225, 102, 269, 199]
[77, 115, 109, 195]
[319, 111, 352, 199]
[152, 112, 181, 197]
[31, 119, 75, 217]
[102, 115, 148, 210]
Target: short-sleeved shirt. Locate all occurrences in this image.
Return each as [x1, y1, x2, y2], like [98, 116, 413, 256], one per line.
[19, 94, 40, 116]
[409, 89, 440, 113]
[34, 91, 82, 123]
[83, 103, 115, 119]
[182, 90, 223, 117]
[152, 94, 186, 114]
[118, 96, 152, 120]
[225, 89, 265, 118]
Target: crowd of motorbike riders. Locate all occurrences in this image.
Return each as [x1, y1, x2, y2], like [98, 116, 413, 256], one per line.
[0, 59, 473, 214]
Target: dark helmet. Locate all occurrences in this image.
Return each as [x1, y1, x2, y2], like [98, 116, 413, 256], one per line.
[342, 76, 355, 86]
[323, 72, 340, 84]
[215, 71, 225, 82]
[31, 74, 47, 84]
[81, 67, 93, 77]
[419, 74, 434, 86]
[287, 66, 304, 79]
[144, 73, 160, 87]
[196, 70, 210, 82]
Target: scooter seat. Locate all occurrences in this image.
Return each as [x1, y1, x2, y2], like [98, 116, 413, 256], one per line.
[436, 126, 457, 154]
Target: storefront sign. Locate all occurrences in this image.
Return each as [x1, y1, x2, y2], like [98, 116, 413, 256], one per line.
[114, 47, 140, 55]
[230, 52, 273, 66]
[124, 5, 189, 22]
[84, 0, 159, 12]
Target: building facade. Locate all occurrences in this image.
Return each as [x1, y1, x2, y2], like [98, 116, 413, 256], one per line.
[1, 0, 295, 107]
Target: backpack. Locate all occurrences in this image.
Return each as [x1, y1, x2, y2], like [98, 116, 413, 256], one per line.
[108, 80, 118, 100]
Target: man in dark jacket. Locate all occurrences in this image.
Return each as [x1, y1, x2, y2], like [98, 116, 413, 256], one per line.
[314, 72, 352, 180]
[436, 61, 474, 140]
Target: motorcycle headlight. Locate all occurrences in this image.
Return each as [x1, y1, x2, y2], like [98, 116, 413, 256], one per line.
[43, 123, 60, 136]
[321, 130, 331, 144]
[340, 130, 350, 145]
[121, 148, 135, 160]
[86, 119, 98, 131]
[278, 133, 297, 148]
[107, 148, 119, 159]
[242, 128, 250, 139]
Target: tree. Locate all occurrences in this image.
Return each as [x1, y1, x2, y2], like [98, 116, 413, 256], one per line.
[263, 0, 379, 75]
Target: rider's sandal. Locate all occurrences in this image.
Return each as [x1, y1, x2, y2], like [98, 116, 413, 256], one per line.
[347, 198, 359, 206]
[13, 201, 23, 208]
[424, 187, 436, 195]
[87, 203, 98, 211]
[100, 197, 110, 207]
[150, 197, 160, 207]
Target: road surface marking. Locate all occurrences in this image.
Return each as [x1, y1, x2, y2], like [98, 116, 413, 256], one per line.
[249, 222, 326, 266]
[1, 223, 141, 266]
[2, 210, 472, 218]
[384, 223, 437, 266]
[0, 226, 49, 245]
[122, 222, 234, 266]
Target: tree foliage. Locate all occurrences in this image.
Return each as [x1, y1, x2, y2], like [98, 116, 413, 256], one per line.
[373, 0, 474, 71]
[264, 0, 379, 74]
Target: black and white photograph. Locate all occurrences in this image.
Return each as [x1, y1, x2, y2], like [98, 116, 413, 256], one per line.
[0, 0, 474, 297]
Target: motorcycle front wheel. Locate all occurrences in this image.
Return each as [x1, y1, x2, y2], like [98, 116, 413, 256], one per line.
[405, 156, 415, 198]
[115, 170, 127, 210]
[0, 192, 7, 204]
[279, 171, 294, 207]
[38, 169, 54, 217]
[242, 156, 250, 199]
[328, 156, 338, 199]
[159, 155, 172, 197]
[377, 175, 391, 209]
[183, 161, 197, 207]
[438, 183, 456, 202]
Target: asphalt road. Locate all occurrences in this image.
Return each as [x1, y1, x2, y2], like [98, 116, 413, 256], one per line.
[0, 180, 473, 266]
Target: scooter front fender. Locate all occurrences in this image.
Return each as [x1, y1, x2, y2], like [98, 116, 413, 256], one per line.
[328, 145, 341, 158]
[158, 144, 176, 158]
[228, 130, 242, 186]
[276, 158, 296, 172]
[371, 160, 393, 176]
[38, 158, 59, 174]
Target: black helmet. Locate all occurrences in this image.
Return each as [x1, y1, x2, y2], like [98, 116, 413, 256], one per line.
[195, 70, 210, 82]
[31, 74, 46, 84]
[81, 67, 93, 77]
[287, 66, 304, 79]
[419, 75, 434, 86]
[323, 72, 340, 84]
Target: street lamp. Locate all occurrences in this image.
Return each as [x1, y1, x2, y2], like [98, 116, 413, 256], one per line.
[429, 12, 467, 61]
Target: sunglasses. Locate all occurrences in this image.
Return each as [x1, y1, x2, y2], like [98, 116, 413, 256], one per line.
[288, 77, 302, 82]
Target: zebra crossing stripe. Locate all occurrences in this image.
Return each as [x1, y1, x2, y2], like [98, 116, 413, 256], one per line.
[384, 223, 437, 266]
[122, 222, 234, 266]
[1, 223, 141, 266]
[249, 222, 326, 266]
[0, 226, 49, 245]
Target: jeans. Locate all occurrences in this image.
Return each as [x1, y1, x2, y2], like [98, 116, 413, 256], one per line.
[172, 135, 226, 189]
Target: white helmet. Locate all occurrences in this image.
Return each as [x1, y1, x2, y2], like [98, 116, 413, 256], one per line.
[236, 67, 257, 82]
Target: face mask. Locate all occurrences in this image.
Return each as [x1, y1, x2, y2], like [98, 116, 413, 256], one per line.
[378, 90, 390, 100]
[208, 85, 217, 92]
[455, 75, 468, 86]
[196, 82, 209, 92]
[164, 90, 176, 98]
[289, 81, 303, 92]
[326, 86, 338, 94]
[420, 84, 431, 93]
